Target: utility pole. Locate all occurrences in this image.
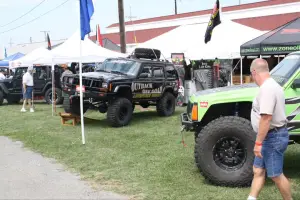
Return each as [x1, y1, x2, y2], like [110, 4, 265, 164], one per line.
[40, 30, 50, 42]
[239, 0, 241, 5]
[126, 6, 137, 44]
[30, 37, 32, 43]
[118, 0, 126, 53]
[9, 38, 13, 47]
[175, 0, 177, 15]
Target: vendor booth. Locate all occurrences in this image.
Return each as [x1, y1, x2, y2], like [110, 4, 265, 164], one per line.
[241, 17, 300, 56]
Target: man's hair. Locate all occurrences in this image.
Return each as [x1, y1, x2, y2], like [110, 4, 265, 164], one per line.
[250, 58, 269, 73]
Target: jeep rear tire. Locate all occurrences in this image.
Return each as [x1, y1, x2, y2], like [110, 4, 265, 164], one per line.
[107, 98, 133, 127]
[63, 96, 88, 116]
[0, 90, 3, 105]
[7, 95, 20, 104]
[194, 116, 255, 187]
[156, 92, 175, 116]
[45, 88, 63, 105]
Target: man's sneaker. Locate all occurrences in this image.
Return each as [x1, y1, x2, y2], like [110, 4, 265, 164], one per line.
[30, 108, 35, 113]
[21, 108, 26, 112]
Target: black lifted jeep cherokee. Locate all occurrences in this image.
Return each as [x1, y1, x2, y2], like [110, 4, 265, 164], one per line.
[62, 48, 180, 127]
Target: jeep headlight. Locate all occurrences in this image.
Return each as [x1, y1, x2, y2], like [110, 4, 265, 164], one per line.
[102, 82, 108, 88]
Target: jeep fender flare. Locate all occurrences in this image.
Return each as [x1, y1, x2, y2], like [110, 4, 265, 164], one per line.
[42, 83, 52, 94]
[162, 86, 175, 96]
[113, 85, 131, 93]
[0, 83, 9, 94]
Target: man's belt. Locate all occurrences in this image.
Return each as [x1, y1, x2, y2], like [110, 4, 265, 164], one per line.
[268, 124, 287, 133]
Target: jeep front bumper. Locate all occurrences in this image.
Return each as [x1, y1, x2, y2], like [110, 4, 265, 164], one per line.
[180, 113, 195, 131]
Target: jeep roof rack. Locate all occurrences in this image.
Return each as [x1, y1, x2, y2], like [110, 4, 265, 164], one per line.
[127, 48, 169, 63]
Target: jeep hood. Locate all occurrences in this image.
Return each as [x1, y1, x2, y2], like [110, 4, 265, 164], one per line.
[79, 72, 131, 81]
[189, 83, 259, 104]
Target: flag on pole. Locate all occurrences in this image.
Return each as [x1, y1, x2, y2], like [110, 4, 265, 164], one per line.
[96, 24, 103, 46]
[204, 0, 221, 43]
[4, 47, 7, 58]
[80, 0, 94, 40]
[47, 33, 52, 50]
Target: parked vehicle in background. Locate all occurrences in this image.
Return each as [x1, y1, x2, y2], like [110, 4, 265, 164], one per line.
[0, 65, 64, 105]
[181, 51, 300, 187]
[62, 48, 180, 127]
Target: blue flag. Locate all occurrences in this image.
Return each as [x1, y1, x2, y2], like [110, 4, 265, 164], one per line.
[80, 0, 94, 40]
[4, 48, 7, 58]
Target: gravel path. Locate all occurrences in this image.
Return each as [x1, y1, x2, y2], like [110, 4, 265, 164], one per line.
[0, 136, 128, 200]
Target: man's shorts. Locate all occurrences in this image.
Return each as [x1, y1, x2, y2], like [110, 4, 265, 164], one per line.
[23, 86, 33, 99]
[253, 127, 289, 178]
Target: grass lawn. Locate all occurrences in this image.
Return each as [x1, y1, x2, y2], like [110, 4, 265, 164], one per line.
[1, 103, 300, 200]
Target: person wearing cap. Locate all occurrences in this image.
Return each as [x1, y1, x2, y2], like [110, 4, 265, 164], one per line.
[21, 66, 34, 112]
[60, 64, 73, 83]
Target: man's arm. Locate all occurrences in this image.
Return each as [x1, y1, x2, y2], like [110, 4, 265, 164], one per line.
[256, 114, 272, 143]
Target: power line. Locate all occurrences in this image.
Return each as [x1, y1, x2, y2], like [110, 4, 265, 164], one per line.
[0, 0, 71, 35]
[0, 0, 48, 28]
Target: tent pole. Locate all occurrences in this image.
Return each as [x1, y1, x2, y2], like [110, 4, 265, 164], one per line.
[278, 55, 280, 64]
[240, 57, 243, 85]
[51, 61, 54, 116]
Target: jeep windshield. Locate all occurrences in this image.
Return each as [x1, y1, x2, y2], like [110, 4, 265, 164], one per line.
[96, 59, 141, 76]
[270, 54, 300, 86]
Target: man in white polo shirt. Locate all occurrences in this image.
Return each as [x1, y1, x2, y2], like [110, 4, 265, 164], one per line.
[247, 58, 292, 200]
[21, 66, 34, 112]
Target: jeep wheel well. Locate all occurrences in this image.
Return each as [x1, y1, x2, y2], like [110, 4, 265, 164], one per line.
[200, 102, 252, 128]
[163, 88, 175, 96]
[116, 87, 132, 101]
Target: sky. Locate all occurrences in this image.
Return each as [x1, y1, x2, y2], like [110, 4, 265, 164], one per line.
[0, 0, 264, 47]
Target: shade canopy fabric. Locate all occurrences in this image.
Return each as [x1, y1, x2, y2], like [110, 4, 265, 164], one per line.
[240, 17, 300, 56]
[35, 31, 126, 64]
[0, 52, 24, 67]
[132, 20, 266, 60]
[10, 47, 52, 68]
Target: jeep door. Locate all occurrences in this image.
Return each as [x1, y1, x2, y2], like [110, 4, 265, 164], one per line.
[151, 64, 165, 99]
[33, 66, 48, 94]
[132, 64, 154, 99]
[11, 67, 27, 94]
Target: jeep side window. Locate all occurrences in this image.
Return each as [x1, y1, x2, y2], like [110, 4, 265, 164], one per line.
[14, 68, 26, 79]
[165, 65, 177, 79]
[34, 67, 47, 80]
[139, 65, 152, 78]
[152, 67, 164, 78]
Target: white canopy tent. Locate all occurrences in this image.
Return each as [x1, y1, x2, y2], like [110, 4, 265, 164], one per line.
[9, 47, 53, 68]
[133, 20, 267, 60]
[34, 31, 127, 64]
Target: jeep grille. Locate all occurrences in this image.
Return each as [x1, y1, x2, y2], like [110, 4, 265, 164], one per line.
[63, 76, 103, 91]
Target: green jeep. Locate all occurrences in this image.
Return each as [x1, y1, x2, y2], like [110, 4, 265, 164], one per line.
[181, 51, 300, 187]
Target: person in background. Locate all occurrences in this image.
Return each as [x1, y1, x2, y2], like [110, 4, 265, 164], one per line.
[60, 64, 73, 83]
[247, 58, 291, 200]
[21, 66, 34, 112]
[0, 71, 6, 80]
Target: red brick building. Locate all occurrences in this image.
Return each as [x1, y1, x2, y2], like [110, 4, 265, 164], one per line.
[90, 0, 300, 49]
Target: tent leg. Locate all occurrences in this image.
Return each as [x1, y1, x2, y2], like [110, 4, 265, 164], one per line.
[240, 57, 243, 85]
[51, 62, 54, 116]
[278, 55, 280, 64]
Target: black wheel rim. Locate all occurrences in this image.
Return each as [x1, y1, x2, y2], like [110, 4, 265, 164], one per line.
[48, 92, 58, 103]
[119, 106, 129, 121]
[212, 136, 247, 171]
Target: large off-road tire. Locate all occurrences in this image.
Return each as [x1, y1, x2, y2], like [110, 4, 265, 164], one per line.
[194, 116, 256, 187]
[107, 98, 133, 127]
[0, 90, 3, 106]
[156, 92, 175, 116]
[45, 88, 63, 105]
[63, 96, 88, 116]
